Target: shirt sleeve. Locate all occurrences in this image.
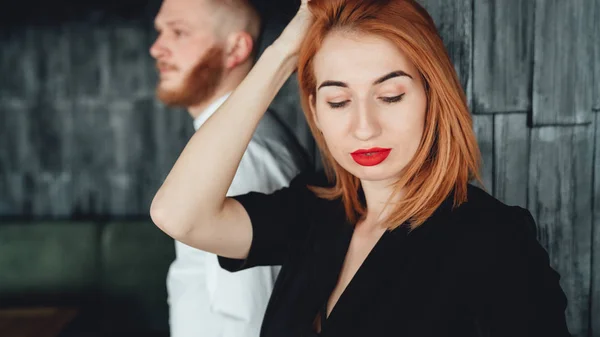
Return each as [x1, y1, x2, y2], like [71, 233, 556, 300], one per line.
[483, 207, 571, 336]
[218, 171, 321, 272]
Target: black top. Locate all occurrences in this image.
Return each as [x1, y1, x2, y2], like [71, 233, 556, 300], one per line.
[218, 171, 571, 337]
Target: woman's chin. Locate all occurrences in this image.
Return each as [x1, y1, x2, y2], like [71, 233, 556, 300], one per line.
[344, 162, 402, 183]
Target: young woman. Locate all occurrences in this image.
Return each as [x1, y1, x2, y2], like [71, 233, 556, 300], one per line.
[150, 0, 571, 336]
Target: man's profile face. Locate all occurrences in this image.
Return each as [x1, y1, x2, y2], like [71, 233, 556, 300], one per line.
[150, 0, 225, 107]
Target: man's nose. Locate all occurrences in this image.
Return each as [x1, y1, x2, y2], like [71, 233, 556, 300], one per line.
[150, 35, 167, 59]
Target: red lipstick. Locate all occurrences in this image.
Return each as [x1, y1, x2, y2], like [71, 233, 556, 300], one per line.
[350, 147, 392, 166]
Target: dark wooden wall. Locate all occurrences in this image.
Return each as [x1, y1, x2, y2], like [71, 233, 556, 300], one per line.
[0, 0, 598, 335]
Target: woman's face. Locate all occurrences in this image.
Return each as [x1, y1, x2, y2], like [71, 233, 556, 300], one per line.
[310, 31, 428, 183]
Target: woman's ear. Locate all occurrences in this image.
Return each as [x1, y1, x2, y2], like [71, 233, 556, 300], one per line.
[309, 94, 322, 133]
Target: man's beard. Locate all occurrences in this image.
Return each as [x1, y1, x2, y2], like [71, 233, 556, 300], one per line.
[156, 46, 224, 108]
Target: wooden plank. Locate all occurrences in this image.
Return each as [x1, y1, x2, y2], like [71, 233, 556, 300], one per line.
[64, 99, 102, 217]
[108, 98, 191, 215]
[0, 173, 26, 217]
[0, 98, 22, 215]
[594, 0, 600, 112]
[133, 97, 192, 182]
[68, 23, 110, 100]
[493, 113, 529, 208]
[528, 125, 594, 336]
[38, 26, 71, 101]
[0, 98, 69, 218]
[592, 112, 600, 337]
[0, 28, 39, 101]
[30, 172, 73, 218]
[472, 114, 493, 193]
[99, 98, 190, 216]
[70, 99, 115, 174]
[473, 0, 534, 113]
[67, 98, 192, 216]
[0, 99, 33, 172]
[108, 24, 154, 99]
[29, 99, 73, 172]
[25, 98, 73, 217]
[532, 0, 595, 125]
[417, 0, 473, 109]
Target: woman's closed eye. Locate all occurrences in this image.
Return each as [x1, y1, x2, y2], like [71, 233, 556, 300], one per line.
[327, 100, 350, 109]
[380, 93, 405, 103]
[326, 93, 405, 109]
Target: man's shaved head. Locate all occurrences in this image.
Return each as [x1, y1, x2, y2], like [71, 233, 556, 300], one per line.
[209, 0, 261, 43]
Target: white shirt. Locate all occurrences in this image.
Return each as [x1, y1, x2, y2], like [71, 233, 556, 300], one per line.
[167, 93, 308, 337]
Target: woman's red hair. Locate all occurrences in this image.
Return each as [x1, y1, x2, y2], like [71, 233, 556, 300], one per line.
[297, 0, 482, 230]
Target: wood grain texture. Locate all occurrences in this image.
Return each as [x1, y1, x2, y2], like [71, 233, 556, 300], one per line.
[592, 112, 600, 337]
[68, 98, 192, 217]
[493, 113, 529, 208]
[473, 0, 534, 114]
[0, 28, 39, 101]
[108, 24, 155, 100]
[528, 125, 594, 336]
[38, 26, 72, 101]
[0, 173, 27, 217]
[0, 99, 33, 172]
[594, 0, 600, 111]
[30, 172, 73, 218]
[68, 24, 110, 100]
[532, 0, 595, 125]
[472, 114, 493, 193]
[417, 0, 473, 109]
[24, 99, 75, 217]
[0, 95, 193, 217]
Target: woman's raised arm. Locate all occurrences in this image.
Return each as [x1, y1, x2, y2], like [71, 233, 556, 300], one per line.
[150, 0, 313, 259]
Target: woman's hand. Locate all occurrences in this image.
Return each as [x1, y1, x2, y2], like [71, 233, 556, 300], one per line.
[272, 0, 314, 57]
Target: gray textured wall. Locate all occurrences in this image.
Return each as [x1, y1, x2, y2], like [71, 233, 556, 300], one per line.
[0, 0, 599, 335]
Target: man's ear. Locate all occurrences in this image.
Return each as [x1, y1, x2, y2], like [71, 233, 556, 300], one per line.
[224, 31, 254, 69]
[309, 94, 322, 132]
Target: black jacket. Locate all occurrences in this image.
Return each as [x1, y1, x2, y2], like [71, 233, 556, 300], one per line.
[219, 171, 571, 337]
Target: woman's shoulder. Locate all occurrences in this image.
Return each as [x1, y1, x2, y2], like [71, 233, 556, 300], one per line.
[447, 184, 537, 238]
[422, 184, 542, 272]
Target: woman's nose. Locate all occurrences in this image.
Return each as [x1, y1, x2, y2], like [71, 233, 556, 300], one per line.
[351, 102, 382, 141]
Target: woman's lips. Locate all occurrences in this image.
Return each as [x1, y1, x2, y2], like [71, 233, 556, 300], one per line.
[350, 148, 392, 166]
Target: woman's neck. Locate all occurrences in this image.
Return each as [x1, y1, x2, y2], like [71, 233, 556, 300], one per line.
[360, 178, 405, 229]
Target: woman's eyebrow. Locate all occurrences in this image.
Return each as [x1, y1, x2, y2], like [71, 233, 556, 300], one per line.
[318, 81, 347, 90]
[373, 70, 413, 85]
[318, 70, 413, 91]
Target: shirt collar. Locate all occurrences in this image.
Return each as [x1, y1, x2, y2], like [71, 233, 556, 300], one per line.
[193, 92, 232, 131]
